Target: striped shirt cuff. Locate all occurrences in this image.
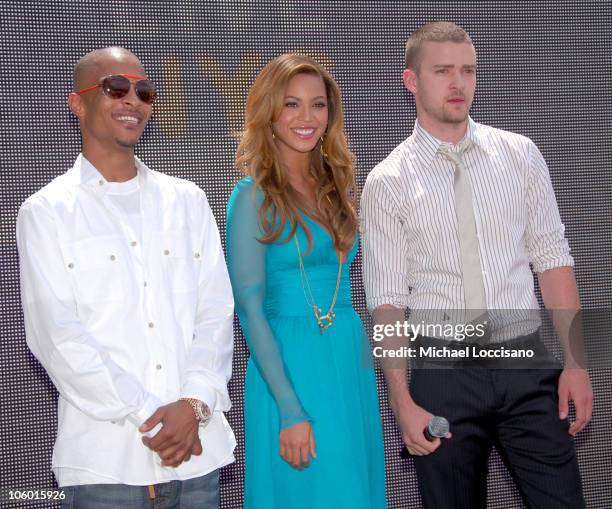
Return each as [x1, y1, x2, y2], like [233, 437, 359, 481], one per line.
[366, 294, 411, 313]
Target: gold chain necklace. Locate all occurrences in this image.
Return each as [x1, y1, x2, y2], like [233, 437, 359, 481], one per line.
[294, 236, 342, 334]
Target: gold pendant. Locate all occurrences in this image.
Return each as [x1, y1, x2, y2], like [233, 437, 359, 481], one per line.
[314, 307, 335, 334]
[296, 236, 342, 337]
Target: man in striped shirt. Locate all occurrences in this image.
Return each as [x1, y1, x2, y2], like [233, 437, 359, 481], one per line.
[362, 21, 592, 508]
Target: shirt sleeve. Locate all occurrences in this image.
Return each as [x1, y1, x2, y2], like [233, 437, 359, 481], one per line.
[226, 178, 310, 430]
[180, 190, 234, 415]
[17, 198, 163, 427]
[524, 141, 574, 272]
[361, 173, 412, 312]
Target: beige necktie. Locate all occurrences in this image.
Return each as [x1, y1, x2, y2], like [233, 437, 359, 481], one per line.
[439, 142, 488, 326]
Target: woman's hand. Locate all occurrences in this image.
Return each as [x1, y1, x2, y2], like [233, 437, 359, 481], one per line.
[279, 421, 317, 469]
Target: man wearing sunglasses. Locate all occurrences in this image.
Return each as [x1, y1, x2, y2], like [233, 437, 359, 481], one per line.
[17, 47, 235, 508]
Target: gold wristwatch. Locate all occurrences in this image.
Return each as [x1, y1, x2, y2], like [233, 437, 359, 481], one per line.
[179, 398, 211, 426]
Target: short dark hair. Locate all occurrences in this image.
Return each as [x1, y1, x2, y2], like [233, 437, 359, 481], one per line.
[405, 21, 473, 70]
[73, 47, 141, 90]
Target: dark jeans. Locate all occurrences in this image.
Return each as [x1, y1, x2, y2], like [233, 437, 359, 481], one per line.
[410, 365, 585, 509]
[61, 469, 219, 509]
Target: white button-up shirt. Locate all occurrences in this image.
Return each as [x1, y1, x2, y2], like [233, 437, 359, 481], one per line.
[362, 118, 574, 340]
[17, 154, 236, 486]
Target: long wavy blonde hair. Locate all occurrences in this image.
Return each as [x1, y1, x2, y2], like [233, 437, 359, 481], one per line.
[235, 53, 357, 255]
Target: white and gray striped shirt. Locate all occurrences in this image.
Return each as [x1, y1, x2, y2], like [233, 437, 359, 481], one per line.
[361, 117, 573, 340]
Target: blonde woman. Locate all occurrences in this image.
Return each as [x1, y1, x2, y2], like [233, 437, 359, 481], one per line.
[226, 54, 387, 508]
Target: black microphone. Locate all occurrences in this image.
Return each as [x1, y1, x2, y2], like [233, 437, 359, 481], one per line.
[400, 416, 450, 458]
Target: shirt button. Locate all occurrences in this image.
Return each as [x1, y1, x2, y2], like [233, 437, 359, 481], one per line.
[98, 180, 104, 186]
[67, 263, 74, 269]
[163, 249, 170, 255]
[156, 364, 162, 370]
[148, 322, 154, 328]
[144, 281, 148, 287]
[131, 241, 137, 247]
[194, 253, 200, 259]
[110, 255, 116, 261]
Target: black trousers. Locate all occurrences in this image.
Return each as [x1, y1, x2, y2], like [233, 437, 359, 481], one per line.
[410, 341, 585, 508]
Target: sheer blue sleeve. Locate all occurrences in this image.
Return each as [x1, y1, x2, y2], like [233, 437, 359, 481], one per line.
[226, 178, 310, 430]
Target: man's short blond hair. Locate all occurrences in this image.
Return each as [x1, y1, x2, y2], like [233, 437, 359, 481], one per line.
[405, 21, 473, 71]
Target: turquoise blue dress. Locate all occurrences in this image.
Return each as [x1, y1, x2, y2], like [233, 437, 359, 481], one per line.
[226, 178, 387, 509]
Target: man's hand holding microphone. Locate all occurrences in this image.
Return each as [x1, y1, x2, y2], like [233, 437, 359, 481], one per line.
[394, 397, 451, 457]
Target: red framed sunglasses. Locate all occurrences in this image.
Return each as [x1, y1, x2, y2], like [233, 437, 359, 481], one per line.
[75, 74, 158, 105]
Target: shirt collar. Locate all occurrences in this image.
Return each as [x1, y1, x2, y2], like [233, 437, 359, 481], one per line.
[69, 153, 150, 191]
[412, 116, 482, 167]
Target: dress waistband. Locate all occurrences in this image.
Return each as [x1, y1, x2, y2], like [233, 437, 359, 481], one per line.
[265, 267, 352, 318]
